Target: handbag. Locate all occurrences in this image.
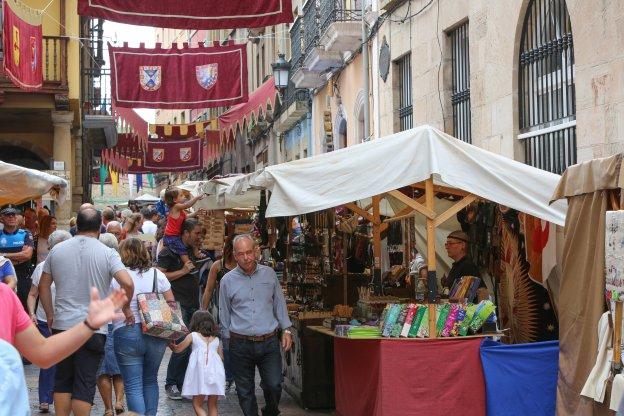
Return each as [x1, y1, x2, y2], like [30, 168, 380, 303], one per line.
[136, 268, 189, 340]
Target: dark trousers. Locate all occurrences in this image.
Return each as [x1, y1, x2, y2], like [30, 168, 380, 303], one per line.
[165, 306, 196, 388]
[17, 276, 32, 311]
[230, 334, 283, 416]
[36, 320, 56, 404]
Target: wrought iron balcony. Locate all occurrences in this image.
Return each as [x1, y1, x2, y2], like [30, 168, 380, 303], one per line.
[82, 67, 112, 116]
[290, 16, 304, 74]
[302, 0, 320, 58]
[275, 81, 310, 133]
[0, 35, 69, 94]
[319, 0, 363, 53]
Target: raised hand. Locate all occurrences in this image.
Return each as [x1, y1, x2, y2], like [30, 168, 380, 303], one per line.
[86, 287, 128, 329]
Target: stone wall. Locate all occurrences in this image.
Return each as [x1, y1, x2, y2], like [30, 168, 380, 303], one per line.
[370, 0, 624, 164]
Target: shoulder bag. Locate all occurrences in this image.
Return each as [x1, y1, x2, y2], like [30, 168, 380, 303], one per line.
[136, 268, 189, 340]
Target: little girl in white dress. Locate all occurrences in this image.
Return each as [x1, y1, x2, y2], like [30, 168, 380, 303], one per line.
[170, 311, 225, 416]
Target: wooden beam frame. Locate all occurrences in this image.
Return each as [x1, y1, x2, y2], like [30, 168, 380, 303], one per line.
[343, 202, 375, 223]
[433, 194, 478, 227]
[410, 182, 470, 198]
[387, 190, 436, 219]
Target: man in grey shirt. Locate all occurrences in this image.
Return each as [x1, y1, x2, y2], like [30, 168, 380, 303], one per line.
[39, 208, 134, 416]
[219, 234, 292, 416]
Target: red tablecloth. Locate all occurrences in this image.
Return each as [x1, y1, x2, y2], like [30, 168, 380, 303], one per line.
[334, 337, 486, 416]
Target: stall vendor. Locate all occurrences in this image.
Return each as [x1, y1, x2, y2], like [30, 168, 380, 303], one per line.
[441, 230, 485, 291]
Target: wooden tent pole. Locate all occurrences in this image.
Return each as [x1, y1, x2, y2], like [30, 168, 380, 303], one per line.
[372, 195, 382, 294]
[425, 177, 437, 338]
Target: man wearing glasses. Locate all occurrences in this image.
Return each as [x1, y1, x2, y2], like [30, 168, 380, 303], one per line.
[441, 230, 483, 293]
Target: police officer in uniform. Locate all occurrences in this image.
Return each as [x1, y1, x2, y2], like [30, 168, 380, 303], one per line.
[0, 207, 34, 310]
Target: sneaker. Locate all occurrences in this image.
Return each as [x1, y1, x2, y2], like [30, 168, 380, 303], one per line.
[165, 385, 182, 400]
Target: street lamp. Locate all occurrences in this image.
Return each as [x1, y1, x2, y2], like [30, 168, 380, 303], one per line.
[271, 53, 291, 92]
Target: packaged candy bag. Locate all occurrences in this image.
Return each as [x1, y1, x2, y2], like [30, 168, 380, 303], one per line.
[450, 305, 467, 337]
[416, 307, 430, 338]
[382, 304, 400, 337]
[441, 304, 460, 337]
[459, 304, 478, 336]
[469, 300, 496, 333]
[436, 304, 451, 336]
[401, 304, 418, 337]
[408, 305, 426, 338]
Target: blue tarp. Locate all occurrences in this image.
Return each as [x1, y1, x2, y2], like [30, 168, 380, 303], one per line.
[480, 340, 559, 416]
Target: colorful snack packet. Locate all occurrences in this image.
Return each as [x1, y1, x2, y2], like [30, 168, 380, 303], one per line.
[400, 304, 417, 337]
[416, 307, 430, 338]
[450, 305, 467, 337]
[408, 305, 426, 338]
[436, 304, 451, 336]
[469, 301, 496, 333]
[459, 304, 478, 336]
[381, 304, 400, 337]
[441, 304, 460, 337]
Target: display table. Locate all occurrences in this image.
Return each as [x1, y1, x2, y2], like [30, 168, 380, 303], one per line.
[309, 326, 487, 416]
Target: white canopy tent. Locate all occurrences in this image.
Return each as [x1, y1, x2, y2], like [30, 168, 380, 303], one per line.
[226, 125, 567, 225]
[0, 161, 69, 206]
[133, 193, 160, 202]
[177, 176, 260, 211]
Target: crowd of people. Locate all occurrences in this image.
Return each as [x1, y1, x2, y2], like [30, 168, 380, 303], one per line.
[0, 187, 294, 416]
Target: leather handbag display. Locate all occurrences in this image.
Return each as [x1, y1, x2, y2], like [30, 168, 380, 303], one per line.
[136, 268, 189, 340]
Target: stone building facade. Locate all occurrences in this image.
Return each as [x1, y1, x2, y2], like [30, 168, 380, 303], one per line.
[289, 0, 624, 176]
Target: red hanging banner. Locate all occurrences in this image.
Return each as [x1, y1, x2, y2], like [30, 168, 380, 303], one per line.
[109, 42, 248, 110]
[2, 0, 43, 91]
[78, 0, 293, 30]
[145, 138, 203, 172]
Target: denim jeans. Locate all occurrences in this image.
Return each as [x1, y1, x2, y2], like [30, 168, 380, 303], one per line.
[36, 320, 55, 404]
[165, 306, 196, 388]
[113, 324, 167, 416]
[230, 334, 283, 416]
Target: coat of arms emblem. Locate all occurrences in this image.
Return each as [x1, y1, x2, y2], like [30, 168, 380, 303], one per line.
[12, 26, 20, 67]
[30, 36, 37, 71]
[195, 64, 218, 90]
[140, 66, 161, 91]
[180, 147, 192, 162]
[152, 148, 164, 163]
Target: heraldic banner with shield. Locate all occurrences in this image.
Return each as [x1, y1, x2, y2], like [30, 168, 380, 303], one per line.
[144, 138, 203, 172]
[2, 0, 43, 91]
[109, 41, 248, 109]
[78, 0, 293, 30]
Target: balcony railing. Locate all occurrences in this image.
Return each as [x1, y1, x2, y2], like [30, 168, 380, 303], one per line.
[277, 81, 310, 118]
[302, 0, 320, 58]
[290, 17, 303, 74]
[0, 35, 69, 93]
[320, 0, 362, 35]
[82, 67, 112, 116]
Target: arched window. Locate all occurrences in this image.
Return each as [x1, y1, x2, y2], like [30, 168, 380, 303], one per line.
[518, 0, 575, 174]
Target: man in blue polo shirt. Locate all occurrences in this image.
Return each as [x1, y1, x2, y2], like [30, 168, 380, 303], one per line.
[0, 207, 34, 310]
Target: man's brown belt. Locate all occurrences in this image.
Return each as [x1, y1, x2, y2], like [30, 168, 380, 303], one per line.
[229, 329, 278, 342]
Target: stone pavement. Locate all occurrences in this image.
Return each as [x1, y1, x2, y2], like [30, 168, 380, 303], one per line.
[24, 350, 335, 416]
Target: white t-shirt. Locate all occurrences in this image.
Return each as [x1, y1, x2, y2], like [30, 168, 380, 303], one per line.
[111, 267, 171, 331]
[30, 261, 55, 323]
[142, 220, 158, 236]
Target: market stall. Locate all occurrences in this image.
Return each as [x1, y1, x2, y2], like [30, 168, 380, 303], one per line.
[224, 125, 566, 415]
[0, 161, 69, 206]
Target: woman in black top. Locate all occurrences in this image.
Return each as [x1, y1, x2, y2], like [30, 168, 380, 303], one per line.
[201, 236, 237, 389]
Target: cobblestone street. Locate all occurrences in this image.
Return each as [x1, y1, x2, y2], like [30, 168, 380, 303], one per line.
[24, 350, 334, 416]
